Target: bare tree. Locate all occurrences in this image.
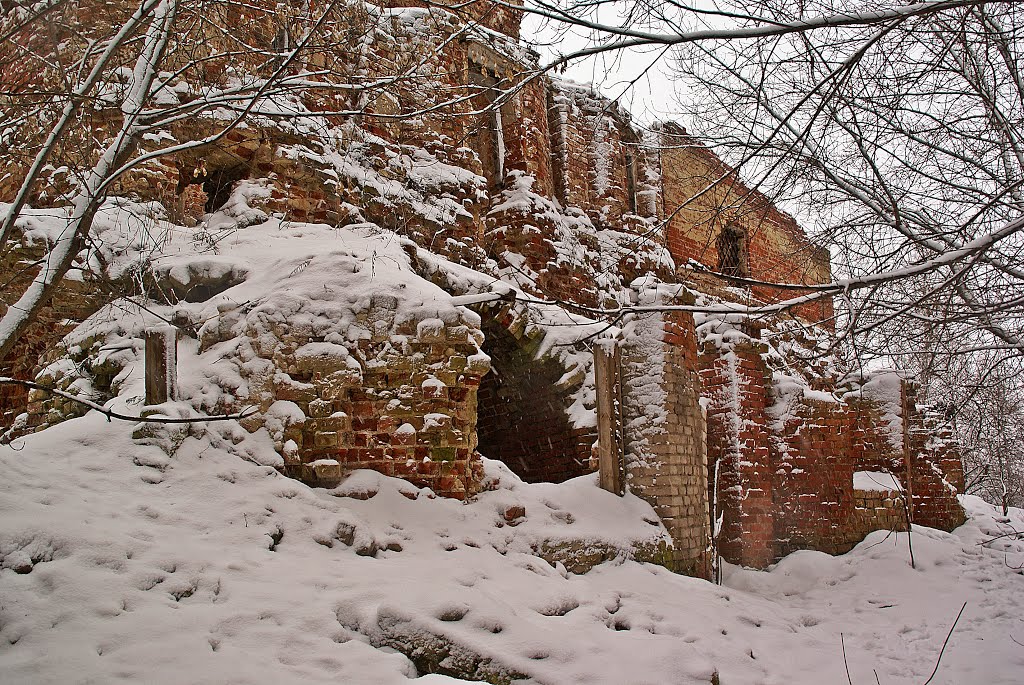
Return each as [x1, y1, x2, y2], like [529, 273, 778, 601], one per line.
[0, 0, 509, 363]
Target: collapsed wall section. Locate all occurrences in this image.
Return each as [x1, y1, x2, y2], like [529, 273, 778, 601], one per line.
[229, 299, 491, 500]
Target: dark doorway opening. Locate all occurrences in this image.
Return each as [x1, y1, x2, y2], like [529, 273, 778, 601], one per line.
[475, 316, 594, 483]
[176, 162, 249, 213]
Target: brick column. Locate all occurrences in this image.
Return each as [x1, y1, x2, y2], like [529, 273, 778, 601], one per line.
[700, 342, 776, 568]
[902, 381, 967, 530]
[619, 284, 711, 578]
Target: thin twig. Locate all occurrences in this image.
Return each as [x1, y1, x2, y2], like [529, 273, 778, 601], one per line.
[977, 528, 1024, 546]
[0, 377, 256, 424]
[841, 632, 854, 685]
[922, 602, 967, 685]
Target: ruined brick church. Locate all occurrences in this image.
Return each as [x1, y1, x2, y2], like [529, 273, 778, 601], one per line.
[0, 0, 965, 578]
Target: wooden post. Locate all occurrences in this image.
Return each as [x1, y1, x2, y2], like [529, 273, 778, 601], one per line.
[145, 326, 178, 405]
[595, 341, 624, 495]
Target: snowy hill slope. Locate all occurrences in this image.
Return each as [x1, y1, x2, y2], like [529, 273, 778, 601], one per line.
[1, 412, 1022, 684]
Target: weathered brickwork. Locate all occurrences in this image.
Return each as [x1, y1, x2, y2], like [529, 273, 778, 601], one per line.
[0, 232, 111, 430]
[850, 488, 908, 540]
[700, 343, 777, 568]
[549, 83, 658, 231]
[902, 385, 967, 530]
[771, 397, 857, 558]
[657, 125, 834, 324]
[702, 354, 965, 567]
[206, 295, 492, 500]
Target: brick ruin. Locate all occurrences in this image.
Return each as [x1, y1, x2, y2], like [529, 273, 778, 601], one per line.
[1, 0, 965, 576]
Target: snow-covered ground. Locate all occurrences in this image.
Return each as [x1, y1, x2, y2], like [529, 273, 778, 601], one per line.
[1, 412, 1022, 684]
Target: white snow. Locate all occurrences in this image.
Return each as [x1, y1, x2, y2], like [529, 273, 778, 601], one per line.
[1, 414, 1023, 684]
[848, 370, 907, 451]
[854, 471, 904, 492]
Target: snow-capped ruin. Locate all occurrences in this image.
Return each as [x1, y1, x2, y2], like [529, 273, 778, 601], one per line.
[0, 0, 965, 582]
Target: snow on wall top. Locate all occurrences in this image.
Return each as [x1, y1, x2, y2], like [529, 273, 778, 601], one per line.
[843, 370, 907, 452]
[853, 471, 904, 492]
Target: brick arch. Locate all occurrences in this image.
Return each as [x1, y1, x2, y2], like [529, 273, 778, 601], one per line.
[474, 305, 595, 483]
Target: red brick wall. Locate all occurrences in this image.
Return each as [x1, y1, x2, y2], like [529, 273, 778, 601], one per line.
[700, 344, 776, 568]
[771, 398, 856, 557]
[259, 310, 490, 500]
[902, 384, 967, 530]
[700, 356, 967, 568]
[657, 125, 833, 324]
[1, 235, 109, 431]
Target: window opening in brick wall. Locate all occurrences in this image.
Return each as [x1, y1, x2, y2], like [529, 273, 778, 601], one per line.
[625, 152, 638, 214]
[176, 162, 249, 213]
[475, 316, 594, 483]
[717, 223, 748, 278]
[468, 65, 506, 193]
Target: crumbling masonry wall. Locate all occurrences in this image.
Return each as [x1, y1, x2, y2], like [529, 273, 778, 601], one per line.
[194, 290, 493, 500]
[1, 0, 968, 575]
[700, 342, 777, 568]
[702, 349, 966, 567]
[657, 125, 834, 324]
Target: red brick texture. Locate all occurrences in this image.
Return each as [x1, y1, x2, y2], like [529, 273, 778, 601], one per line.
[700, 343, 777, 568]
[702, 346, 965, 567]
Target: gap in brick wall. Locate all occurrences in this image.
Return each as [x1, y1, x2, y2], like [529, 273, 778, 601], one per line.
[475, 316, 593, 483]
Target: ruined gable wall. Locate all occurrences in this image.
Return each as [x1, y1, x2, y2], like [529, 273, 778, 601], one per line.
[657, 126, 833, 324]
